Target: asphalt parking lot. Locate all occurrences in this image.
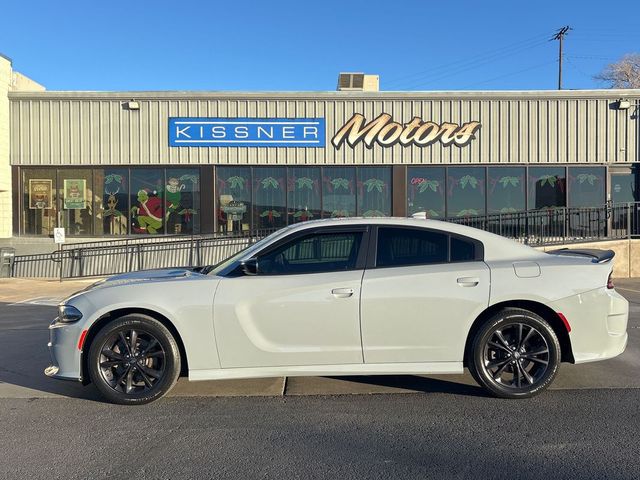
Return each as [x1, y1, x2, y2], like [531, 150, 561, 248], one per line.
[1, 277, 639, 479]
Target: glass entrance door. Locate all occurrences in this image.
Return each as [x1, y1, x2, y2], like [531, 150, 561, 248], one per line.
[610, 167, 639, 236]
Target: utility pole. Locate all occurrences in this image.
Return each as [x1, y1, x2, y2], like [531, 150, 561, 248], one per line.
[552, 26, 571, 90]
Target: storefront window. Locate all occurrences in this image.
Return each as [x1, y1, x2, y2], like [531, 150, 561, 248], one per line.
[611, 171, 638, 204]
[322, 167, 356, 218]
[130, 169, 165, 234]
[407, 167, 446, 218]
[56, 169, 93, 236]
[22, 168, 57, 236]
[568, 167, 605, 208]
[447, 167, 486, 217]
[357, 167, 391, 217]
[217, 167, 251, 233]
[95, 168, 129, 235]
[165, 168, 200, 235]
[528, 167, 566, 209]
[487, 167, 526, 214]
[253, 167, 287, 230]
[287, 167, 321, 223]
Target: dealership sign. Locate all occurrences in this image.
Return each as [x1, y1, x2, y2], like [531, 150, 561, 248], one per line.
[332, 113, 481, 149]
[169, 118, 325, 147]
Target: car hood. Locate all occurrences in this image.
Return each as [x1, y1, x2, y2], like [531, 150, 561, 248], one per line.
[105, 267, 200, 282]
[70, 268, 204, 298]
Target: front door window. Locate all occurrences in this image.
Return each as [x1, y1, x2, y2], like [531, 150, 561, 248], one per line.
[258, 231, 363, 275]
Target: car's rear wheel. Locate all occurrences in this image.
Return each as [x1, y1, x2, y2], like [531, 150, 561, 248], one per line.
[469, 308, 561, 399]
[88, 314, 181, 405]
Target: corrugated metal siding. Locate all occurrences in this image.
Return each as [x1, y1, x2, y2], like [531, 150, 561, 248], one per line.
[10, 91, 640, 166]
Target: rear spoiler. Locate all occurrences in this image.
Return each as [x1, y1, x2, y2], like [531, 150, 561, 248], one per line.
[546, 248, 615, 264]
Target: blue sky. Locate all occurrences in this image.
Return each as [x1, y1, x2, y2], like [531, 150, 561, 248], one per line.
[2, 0, 639, 92]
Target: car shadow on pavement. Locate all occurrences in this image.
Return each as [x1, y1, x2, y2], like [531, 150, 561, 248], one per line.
[0, 302, 103, 402]
[0, 300, 493, 401]
[324, 375, 490, 397]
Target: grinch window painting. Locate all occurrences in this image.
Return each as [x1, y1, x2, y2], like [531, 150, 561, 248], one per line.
[100, 169, 128, 235]
[568, 167, 605, 208]
[528, 167, 566, 210]
[322, 167, 356, 218]
[217, 167, 251, 233]
[487, 167, 525, 214]
[447, 167, 486, 217]
[287, 167, 321, 223]
[253, 167, 286, 229]
[357, 167, 391, 217]
[130, 169, 165, 234]
[165, 168, 200, 235]
[407, 167, 445, 218]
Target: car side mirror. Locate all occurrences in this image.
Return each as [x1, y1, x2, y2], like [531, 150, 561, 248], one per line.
[240, 258, 259, 276]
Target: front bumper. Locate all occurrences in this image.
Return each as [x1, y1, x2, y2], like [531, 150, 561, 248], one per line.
[550, 287, 629, 364]
[45, 318, 84, 382]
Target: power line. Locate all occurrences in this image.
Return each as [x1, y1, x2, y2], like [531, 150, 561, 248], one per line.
[566, 55, 617, 61]
[460, 60, 557, 89]
[384, 33, 549, 88]
[564, 57, 592, 79]
[397, 38, 549, 90]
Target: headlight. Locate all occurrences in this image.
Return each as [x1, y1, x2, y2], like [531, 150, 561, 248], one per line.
[57, 304, 83, 323]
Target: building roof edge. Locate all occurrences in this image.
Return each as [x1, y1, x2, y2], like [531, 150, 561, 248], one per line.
[8, 88, 640, 101]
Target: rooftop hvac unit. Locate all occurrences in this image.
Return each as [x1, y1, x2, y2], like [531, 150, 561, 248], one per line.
[337, 73, 379, 91]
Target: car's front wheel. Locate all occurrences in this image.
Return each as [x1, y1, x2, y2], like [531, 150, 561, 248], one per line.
[88, 314, 181, 405]
[469, 308, 561, 399]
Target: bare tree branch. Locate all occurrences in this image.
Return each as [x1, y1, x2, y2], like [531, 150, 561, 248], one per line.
[594, 53, 640, 89]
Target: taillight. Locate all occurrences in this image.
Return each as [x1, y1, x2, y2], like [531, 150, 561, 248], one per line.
[607, 272, 614, 289]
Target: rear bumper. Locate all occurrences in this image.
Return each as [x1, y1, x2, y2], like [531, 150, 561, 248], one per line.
[550, 287, 629, 364]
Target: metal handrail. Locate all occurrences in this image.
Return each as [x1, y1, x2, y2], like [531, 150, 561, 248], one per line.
[10, 202, 640, 279]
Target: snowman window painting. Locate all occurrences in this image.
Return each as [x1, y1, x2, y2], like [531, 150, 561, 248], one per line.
[63, 179, 86, 210]
[165, 168, 200, 235]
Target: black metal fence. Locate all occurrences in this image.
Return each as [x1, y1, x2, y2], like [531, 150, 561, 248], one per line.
[447, 202, 640, 246]
[9, 203, 640, 279]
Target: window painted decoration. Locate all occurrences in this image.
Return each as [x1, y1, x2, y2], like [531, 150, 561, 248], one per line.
[169, 118, 326, 147]
[28, 179, 53, 209]
[130, 169, 165, 235]
[63, 179, 86, 209]
[102, 170, 128, 235]
[447, 167, 486, 217]
[488, 167, 525, 214]
[407, 167, 446, 218]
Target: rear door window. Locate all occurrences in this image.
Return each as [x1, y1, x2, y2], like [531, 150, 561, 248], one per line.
[376, 227, 448, 267]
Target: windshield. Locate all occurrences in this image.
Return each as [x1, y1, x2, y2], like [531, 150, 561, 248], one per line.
[207, 227, 294, 276]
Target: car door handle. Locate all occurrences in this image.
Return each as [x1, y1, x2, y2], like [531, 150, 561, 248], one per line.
[331, 288, 354, 298]
[457, 277, 479, 287]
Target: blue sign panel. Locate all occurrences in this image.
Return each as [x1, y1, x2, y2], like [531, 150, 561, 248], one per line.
[169, 117, 326, 147]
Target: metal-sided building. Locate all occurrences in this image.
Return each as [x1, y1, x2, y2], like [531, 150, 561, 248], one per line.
[2, 63, 639, 241]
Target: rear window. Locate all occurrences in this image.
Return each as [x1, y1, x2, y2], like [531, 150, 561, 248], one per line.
[451, 236, 476, 262]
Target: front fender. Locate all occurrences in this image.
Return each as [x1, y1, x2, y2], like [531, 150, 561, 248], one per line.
[60, 277, 221, 381]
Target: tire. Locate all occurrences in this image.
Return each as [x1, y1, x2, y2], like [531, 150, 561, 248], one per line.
[468, 308, 561, 399]
[88, 314, 181, 405]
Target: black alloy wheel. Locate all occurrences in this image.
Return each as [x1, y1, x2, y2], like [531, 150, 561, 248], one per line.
[469, 308, 561, 399]
[88, 315, 181, 405]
